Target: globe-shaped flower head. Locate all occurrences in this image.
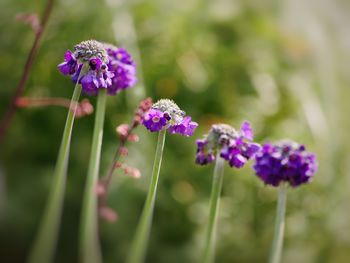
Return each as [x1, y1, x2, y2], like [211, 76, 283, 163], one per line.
[58, 40, 113, 96]
[253, 140, 317, 187]
[58, 40, 137, 96]
[142, 99, 198, 136]
[195, 122, 260, 168]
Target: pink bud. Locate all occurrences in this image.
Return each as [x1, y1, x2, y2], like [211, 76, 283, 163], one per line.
[16, 98, 28, 107]
[119, 147, 128, 156]
[75, 99, 93, 118]
[115, 162, 123, 168]
[95, 183, 106, 196]
[130, 168, 141, 178]
[99, 207, 118, 223]
[116, 124, 129, 138]
[16, 13, 41, 34]
[127, 134, 139, 142]
[123, 166, 141, 179]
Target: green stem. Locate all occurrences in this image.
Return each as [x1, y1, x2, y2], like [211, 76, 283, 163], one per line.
[28, 81, 82, 263]
[269, 183, 288, 263]
[80, 89, 107, 263]
[203, 154, 225, 263]
[127, 129, 166, 263]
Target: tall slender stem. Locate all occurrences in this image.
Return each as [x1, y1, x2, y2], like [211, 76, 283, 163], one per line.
[127, 129, 166, 263]
[269, 183, 288, 263]
[203, 153, 225, 263]
[28, 81, 82, 263]
[80, 89, 107, 263]
[0, 0, 55, 142]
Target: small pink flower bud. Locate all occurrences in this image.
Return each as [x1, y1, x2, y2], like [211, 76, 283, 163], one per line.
[127, 134, 139, 142]
[99, 207, 118, 223]
[114, 162, 123, 168]
[76, 99, 94, 118]
[116, 124, 129, 138]
[16, 13, 42, 34]
[95, 182, 106, 196]
[119, 147, 128, 156]
[16, 98, 28, 107]
[123, 166, 141, 178]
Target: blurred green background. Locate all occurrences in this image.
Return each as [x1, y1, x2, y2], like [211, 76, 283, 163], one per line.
[1, 0, 350, 262]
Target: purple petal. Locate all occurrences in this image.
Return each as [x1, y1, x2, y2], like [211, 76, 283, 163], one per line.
[58, 62, 71, 75]
[240, 121, 253, 140]
[64, 50, 74, 61]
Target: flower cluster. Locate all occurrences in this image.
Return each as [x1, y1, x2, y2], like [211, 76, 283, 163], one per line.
[253, 140, 317, 187]
[195, 122, 260, 168]
[58, 40, 136, 96]
[142, 99, 198, 136]
[104, 45, 137, 95]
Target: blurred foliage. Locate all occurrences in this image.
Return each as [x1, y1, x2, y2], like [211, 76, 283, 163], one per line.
[1, 0, 350, 262]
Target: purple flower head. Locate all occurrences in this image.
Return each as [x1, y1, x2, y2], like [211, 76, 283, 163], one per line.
[195, 139, 215, 165]
[104, 44, 137, 95]
[58, 40, 117, 96]
[253, 140, 318, 187]
[195, 121, 260, 168]
[142, 99, 198, 136]
[142, 109, 168, 132]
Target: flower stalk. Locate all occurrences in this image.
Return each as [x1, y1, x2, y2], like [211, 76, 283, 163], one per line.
[28, 78, 82, 263]
[269, 183, 288, 263]
[80, 89, 107, 263]
[203, 153, 225, 263]
[127, 129, 166, 263]
[97, 98, 152, 221]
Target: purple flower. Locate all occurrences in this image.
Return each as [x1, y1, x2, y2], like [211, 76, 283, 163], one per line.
[253, 141, 317, 187]
[142, 109, 168, 132]
[104, 45, 137, 95]
[58, 40, 118, 96]
[142, 99, 197, 136]
[195, 122, 260, 168]
[168, 116, 198, 137]
[58, 50, 77, 75]
[195, 139, 215, 165]
[240, 121, 253, 140]
[79, 57, 114, 95]
[107, 47, 134, 65]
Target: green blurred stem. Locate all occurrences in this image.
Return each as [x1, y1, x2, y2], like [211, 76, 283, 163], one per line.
[203, 153, 225, 263]
[269, 183, 288, 263]
[80, 89, 107, 263]
[127, 129, 166, 263]
[28, 80, 82, 263]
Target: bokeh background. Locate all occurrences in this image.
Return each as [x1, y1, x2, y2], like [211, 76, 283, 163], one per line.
[1, 0, 350, 262]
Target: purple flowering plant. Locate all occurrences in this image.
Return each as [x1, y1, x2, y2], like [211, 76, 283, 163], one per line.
[252, 140, 317, 263]
[253, 140, 317, 187]
[29, 40, 137, 263]
[24, 38, 320, 263]
[142, 99, 198, 136]
[197, 122, 260, 263]
[195, 122, 260, 167]
[127, 99, 197, 263]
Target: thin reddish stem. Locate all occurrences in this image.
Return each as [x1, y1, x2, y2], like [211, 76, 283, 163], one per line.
[98, 97, 152, 209]
[0, 0, 56, 143]
[16, 97, 73, 108]
[99, 122, 135, 208]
